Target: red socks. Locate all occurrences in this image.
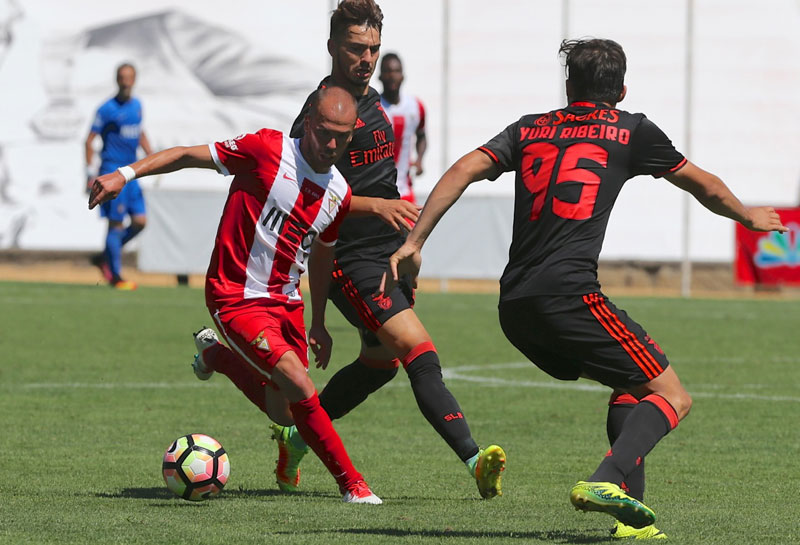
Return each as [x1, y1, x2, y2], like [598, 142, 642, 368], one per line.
[290, 392, 362, 491]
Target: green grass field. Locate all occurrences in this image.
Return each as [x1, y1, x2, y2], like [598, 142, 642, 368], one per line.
[2, 282, 799, 544]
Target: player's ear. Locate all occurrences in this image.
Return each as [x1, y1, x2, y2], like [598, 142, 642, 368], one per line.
[617, 85, 627, 103]
[327, 38, 335, 57]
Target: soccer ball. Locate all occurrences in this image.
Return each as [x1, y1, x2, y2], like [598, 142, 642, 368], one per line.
[162, 433, 230, 501]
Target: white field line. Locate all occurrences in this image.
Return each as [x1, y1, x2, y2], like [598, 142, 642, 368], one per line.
[16, 382, 220, 389]
[7, 361, 800, 403]
[436, 362, 800, 403]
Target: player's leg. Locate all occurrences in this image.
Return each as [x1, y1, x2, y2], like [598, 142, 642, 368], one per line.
[272, 333, 399, 491]
[268, 350, 380, 503]
[375, 308, 506, 499]
[575, 293, 689, 528]
[589, 366, 691, 487]
[98, 182, 136, 289]
[317, 329, 400, 420]
[605, 392, 669, 540]
[606, 391, 645, 501]
[327, 262, 481, 463]
[210, 303, 380, 503]
[499, 295, 659, 528]
[192, 325, 276, 418]
[103, 218, 126, 284]
[121, 180, 146, 246]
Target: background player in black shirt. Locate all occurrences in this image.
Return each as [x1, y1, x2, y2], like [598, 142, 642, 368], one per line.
[271, 0, 506, 501]
[385, 38, 787, 538]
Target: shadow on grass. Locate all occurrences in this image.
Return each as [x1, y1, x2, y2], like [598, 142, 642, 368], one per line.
[273, 527, 611, 543]
[93, 487, 339, 501]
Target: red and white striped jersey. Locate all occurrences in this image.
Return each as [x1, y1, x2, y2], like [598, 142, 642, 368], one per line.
[206, 128, 351, 307]
[380, 93, 425, 201]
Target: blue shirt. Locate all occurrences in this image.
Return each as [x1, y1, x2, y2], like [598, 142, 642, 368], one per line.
[91, 96, 143, 167]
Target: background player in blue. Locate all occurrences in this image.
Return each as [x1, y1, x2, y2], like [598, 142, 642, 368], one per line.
[85, 63, 153, 290]
[385, 38, 787, 539]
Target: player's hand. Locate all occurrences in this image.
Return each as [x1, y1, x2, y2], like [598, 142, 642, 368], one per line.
[744, 206, 788, 233]
[88, 171, 125, 210]
[308, 324, 333, 370]
[412, 159, 424, 177]
[373, 198, 421, 232]
[379, 242, 422, 296]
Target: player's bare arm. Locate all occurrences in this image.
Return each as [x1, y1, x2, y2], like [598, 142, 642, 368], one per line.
[380, 150, 498, 294]
[88, 145, 215, 210]
[349, 195, 421, 231]
[307, 240, 336, 369]
[665, 161, 787, 233]
[84, 131, 98, 190]
[413, 130, 427, 175]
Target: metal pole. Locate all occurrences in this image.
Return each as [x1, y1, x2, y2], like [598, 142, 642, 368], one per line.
[441, 0, 450, 174]
[439, 0, 451, 293]
[681, 0, 694, 297]
[561, 0, 570, 104]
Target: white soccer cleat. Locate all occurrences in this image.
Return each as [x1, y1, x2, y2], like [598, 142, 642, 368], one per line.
[342, 480, 382, 504]
[192, 327, 219, 380]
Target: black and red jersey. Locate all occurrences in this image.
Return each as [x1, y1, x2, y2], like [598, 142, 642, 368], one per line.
[291, 79, 402, 263]
[479, 101, 686, 301]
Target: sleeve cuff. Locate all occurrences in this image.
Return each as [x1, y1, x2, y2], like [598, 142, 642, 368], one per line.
[208, 143, 230, 176]
[316, 237, 337, 247]
[653, 157, 687, 178]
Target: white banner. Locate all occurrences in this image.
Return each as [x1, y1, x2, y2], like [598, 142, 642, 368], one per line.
[0, 0, 798, 267]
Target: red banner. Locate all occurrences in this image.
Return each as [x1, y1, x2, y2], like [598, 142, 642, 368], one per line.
[735, 207, 800, 285]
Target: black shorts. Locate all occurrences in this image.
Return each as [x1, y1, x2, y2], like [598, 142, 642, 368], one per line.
[329, 249, 415, 344]
[498, 292, 670, 388]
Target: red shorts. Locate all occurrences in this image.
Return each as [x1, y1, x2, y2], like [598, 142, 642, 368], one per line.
[209, 298, 308, 377]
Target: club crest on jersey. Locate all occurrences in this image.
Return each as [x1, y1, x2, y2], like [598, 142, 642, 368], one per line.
[300, 180, 324, 203]
[251, 331, 271, 352]
[328, 193, 341, 214]
[372, 293, 393, 310]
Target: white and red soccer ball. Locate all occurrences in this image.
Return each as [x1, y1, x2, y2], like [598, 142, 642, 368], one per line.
[162, 433, 230, 501]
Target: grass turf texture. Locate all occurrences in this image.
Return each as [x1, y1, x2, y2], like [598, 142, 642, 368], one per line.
[1, 281, 798, 544]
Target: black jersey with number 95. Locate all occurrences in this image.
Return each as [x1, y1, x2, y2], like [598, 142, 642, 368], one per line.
[478, 101, 686, 301]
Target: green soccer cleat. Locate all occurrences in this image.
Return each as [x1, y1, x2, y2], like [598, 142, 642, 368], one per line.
[270, 424, 309, 492]
[570, 481, 656, 529]
[474, 445, 506, 499]
[611, 521, 667, 540]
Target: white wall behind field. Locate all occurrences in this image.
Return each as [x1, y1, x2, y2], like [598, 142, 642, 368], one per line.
[0, 0, 798, 269]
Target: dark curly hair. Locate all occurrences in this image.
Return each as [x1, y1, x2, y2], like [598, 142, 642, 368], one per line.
[330, 0, 384, 40]
[559, 38, 626, 104]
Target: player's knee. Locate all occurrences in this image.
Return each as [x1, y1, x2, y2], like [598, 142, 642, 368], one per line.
[402, 342, 441, 384]
[271, 353, 314, 401]
[675, 390, 692, 420]
[401, 341, 437, 370]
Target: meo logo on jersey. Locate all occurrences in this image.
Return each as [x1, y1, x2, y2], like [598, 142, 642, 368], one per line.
[224, 134, 247, 151]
